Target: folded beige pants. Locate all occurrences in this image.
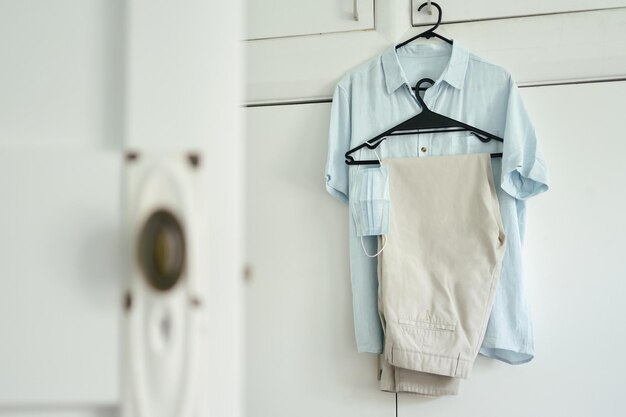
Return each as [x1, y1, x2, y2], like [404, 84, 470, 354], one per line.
[377, 153, 506, 396]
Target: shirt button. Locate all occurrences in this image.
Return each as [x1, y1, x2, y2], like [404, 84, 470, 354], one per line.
[420, 146, 428, 153]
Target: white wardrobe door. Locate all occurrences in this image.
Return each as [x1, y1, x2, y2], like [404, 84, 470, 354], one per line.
[245, 82, 626, 416]
[0, 0, 123, 407]
[412, 0, 626, 25]
[245, 103, 394, 417]
[0, 0, 124, 150]
[0, 409, 116, 417]
[245, 7, 626, 104]
[245, 0, 374, 40]
[0, 151, 121, 405]
[397, 82, 626, 415]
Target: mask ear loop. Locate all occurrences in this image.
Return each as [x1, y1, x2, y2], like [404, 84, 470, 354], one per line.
[359, 148, 387, 258]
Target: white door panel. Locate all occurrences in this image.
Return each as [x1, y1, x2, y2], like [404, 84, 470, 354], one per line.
[0, 408, 116, 417]
[125, 1, 245, 416]
[396, 82, 626, 415]
[245, 80, 626, 416]
[0, 151, 121, 405]
[246, 8, 626, 103]
[245, 103, 394, 417]
[245, 0, 374, 40]
[412, 0, 626, 25]
[0, 0, 123, 150]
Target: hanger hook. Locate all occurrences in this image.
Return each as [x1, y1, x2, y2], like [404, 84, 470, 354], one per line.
[417, 2, 443, 36]
[414, 78, 435, 108]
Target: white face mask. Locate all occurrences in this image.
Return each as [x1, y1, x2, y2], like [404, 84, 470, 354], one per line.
[350, 150, 390, 257]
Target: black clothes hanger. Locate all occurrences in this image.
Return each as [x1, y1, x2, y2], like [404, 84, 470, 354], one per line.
[397, 2, 452, 94]
[397, 2, 452, 49]
[344, 78, 504, 165]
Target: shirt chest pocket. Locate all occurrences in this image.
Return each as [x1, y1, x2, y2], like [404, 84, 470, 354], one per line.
[428, 131, 502, 156]
[466, 132, 502, 155]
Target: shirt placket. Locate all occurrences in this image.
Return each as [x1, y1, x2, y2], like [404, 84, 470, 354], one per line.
[405, 83, 440, 158]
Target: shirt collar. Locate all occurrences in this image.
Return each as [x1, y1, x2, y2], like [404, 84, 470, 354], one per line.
[381, 41, 469, 95]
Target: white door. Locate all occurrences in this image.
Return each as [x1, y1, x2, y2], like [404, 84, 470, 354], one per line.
[245, 0, 375, 39]
[0, 0, 123, 408]
[411, 0, 626, 25]
[396, 81, 626, 416]
[245, 3, 626, 417]
[124, 1, 244, 415]
[245, 103, 394, 417]
[244, 79, 626, 417]
[245, 5, 626, 103]
[0, 0, 244, 415]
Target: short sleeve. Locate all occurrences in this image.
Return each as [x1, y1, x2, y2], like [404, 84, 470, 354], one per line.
[325, 84, 351, 203]
[500, 76, 550, 200]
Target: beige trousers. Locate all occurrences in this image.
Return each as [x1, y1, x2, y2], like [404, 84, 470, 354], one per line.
[377, 153, 506, 396]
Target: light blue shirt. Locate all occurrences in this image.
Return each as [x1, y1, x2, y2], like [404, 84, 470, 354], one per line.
[325, 41, 549, 364]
